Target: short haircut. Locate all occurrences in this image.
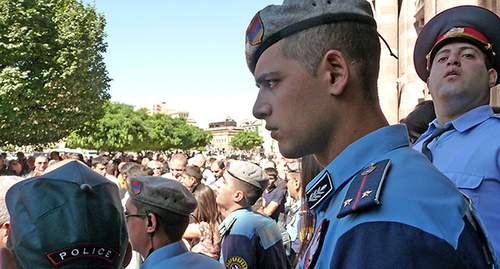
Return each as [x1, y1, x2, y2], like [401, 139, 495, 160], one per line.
[280, 22, 381, 104]
[212, 160, 225, 170]
[232, 177, 264, 207]
[0, 176, 23, 227]
[92, 156, 108, 167]
[264, 167, 278, 177]
[131, 199, 189, 242]
[183, 165, 202, 184]
[170, 153, 187, 165]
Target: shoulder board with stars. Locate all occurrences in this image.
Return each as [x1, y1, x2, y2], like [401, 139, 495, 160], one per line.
[337, 159, 391, 219]
[306, 171, 334, 211]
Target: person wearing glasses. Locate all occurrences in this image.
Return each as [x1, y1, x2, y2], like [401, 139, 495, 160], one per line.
[124, 176, 223, 268]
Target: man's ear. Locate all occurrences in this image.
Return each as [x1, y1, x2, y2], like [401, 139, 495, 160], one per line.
[488, 68, 497, 88]
[146, 214, 158, 234]
[0, 222, 9, 245]
[233, 190, 245, 203]
[322, 50, 349, 96]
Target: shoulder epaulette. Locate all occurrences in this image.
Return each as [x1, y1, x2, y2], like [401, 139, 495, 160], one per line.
[219, 217, 236, 239]
[337, 159, 391, 219]
[257, 222, 282, 249]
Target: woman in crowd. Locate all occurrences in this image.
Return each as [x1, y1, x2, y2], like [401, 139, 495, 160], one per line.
[183, 184, 222, 259]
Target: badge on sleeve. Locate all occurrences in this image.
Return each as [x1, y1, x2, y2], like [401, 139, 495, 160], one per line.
[303, 219, 330, 269]
[225, 256, 248, 269]
[337, 159, 391, 218]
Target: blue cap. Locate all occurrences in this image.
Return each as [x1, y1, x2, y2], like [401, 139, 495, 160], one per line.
[414, 5, 500, 85]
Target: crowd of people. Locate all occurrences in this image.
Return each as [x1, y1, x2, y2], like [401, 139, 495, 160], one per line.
[2, 0, 500, 268]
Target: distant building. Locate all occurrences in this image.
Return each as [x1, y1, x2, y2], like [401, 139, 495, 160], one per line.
[239, 119, 275, 155]
[208, 117, 244, 152]
[137, 102, 197, 126]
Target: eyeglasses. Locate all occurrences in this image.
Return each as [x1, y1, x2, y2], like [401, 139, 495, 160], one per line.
[125, 213, 148, 219]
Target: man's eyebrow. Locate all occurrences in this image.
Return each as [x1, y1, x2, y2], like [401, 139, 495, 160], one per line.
[255, 71, 282, 85]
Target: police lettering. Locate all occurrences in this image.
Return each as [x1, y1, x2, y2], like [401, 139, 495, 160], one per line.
[47, 244, 119, 266]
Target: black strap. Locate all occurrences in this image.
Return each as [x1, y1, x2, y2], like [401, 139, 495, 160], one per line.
[421, 125, 455, 162]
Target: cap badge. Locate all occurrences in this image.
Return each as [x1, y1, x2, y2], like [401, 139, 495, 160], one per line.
[131, 179, 141, 195]
[444, 27, 464, 38]
[247, 13, 264, 46]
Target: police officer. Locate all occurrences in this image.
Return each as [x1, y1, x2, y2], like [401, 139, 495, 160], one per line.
[214, 160, 289, 268]
[413, 5, 500, 259]
[1, 160, 131, 269]
[246, 0, 497, 268]
[125, 176, 223, 268]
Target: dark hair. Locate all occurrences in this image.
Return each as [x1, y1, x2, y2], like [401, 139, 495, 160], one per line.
[91, 156, 108, 167]
[264, 167, 278, 177]
[404, 100, 435, 143]
[131, 199, 189, 242]
[232, 178, 264, 207]
[281, 22, 381, 104]
[192, 184, 222, 241]
[295, 155, 323, 267]
[183, 165, 202, 183]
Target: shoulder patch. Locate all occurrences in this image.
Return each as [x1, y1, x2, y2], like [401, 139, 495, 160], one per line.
[225, 256, 248, 269]
[337, 159, 391, 219]
[257, 222, 282, 250]
[306, 171, 334, 211]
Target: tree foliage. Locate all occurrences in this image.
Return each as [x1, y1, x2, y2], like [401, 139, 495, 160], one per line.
[0, 0, 110, 147]
[67, 102, 213, 152]
[230, 130, 263, 150]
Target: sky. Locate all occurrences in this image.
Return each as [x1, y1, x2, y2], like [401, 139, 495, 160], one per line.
[82, 0, 282, 128]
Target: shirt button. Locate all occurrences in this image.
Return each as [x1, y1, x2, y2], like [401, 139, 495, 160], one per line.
[318, 211, 325, 218]
[437, 144, 442, 148]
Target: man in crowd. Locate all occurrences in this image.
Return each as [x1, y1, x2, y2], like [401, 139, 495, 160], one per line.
[413, 5, 500, 258]
[246, 0, 496, 267]
[210, 160, 225, 181]
[164, 153, 187, 181]
[125, 176, 223, 268]
[214, 160, 288, 268]
[91, 156, 109, 178]
[0, 176, 23, 249]
[0, 160, 131, 268]
[26, 155, 49, 178]
[260, 167, 285, 223]
[191, 154, 216, 185]
[147, 160, 163, 177]
[179, 165, 202, 191]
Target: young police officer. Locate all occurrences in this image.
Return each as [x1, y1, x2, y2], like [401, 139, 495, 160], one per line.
[246, 0, 497, 268]
[413, 5, 500, 259]
[214, 160, 288, 268]
[125, 176, 223, 268]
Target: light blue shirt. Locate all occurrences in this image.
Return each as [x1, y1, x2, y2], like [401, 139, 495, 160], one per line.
[414, 105, 500, 258]
[297, 125, 490, 268]
[140, 241, 223, 269]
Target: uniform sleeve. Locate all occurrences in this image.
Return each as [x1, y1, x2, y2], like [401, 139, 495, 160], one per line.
[221, 234, 290, 269]
[329, 221, 489, 268]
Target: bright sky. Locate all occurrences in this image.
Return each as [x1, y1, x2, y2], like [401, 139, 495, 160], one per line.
[82, 1, 282, 128]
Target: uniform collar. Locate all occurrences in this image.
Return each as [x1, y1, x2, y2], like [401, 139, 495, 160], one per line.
[305, 125, 409, 213]
[141, 241, 188, 266]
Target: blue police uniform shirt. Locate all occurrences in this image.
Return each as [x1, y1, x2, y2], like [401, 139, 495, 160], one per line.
[219, 207, 289, 269]
[286, 199, 306, 254]
[413, 105, 500, 258]
[298, 124, 492, 269]
[140, 240, 223, 269]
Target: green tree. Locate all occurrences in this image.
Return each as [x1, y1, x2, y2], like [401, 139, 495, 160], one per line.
[0, 0, 110, 147]
[230, 130, 263, 150]
[67, 103, 150, 152]
[150, 116, 213, 151]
